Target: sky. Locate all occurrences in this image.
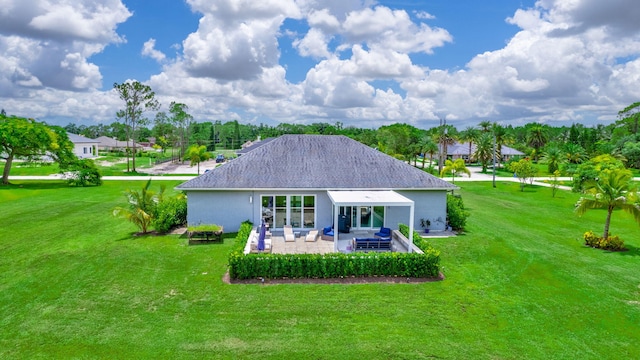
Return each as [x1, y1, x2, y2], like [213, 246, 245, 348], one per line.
[1, 0, 640, 130]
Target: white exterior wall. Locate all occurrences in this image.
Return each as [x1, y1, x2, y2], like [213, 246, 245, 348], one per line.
[73, 142, 97, 159]
[186, 189, 448, 233]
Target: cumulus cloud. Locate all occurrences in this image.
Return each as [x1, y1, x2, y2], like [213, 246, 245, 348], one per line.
[0, 0, 130, 94]
[142, 38, 167, 63]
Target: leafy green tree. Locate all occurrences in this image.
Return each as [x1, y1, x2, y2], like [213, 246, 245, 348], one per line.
[509, 158, 537, 191]
[1, 115, 76, 185]
[572, 154, 625, 193]
[440, 158, 471, 183]
[422, 138, 438, 169]
[621, 141, 640, 168]
[168, 102, 192, 162]
[114, 81, 160, 172]
[564, 143, 586, 164]
[575, 168, 640, 239]
[617, 102, 640, 135]
[113, 179, 165, 234]
[185, 145, 211, 174]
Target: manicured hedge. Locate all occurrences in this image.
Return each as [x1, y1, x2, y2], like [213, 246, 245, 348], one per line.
[228, 221, 441, 280]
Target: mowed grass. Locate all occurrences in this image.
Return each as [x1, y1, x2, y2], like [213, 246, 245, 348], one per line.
[1, 181, 639, 359]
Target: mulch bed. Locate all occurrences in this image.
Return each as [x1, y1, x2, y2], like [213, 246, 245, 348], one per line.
[222, 271, 444, 285]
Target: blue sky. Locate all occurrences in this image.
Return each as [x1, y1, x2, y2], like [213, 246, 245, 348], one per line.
[1, 0, 639, 129]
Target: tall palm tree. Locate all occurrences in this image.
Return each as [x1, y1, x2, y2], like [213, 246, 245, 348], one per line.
[493, 124, 514, 168]
[575, 169, 640, 239]
[440, 158, 471, 183]
[459, 126, 479, 163]
[474, 132, 494, 172]
[527, 124, 549, 161]
[478, 121, 492, 132]
[542, 146, 566, 174]
[113, 179, 165, 234]
[422, 139, 439, 170]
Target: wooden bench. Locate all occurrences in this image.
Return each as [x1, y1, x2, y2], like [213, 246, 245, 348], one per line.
[188, 229, 223, 245]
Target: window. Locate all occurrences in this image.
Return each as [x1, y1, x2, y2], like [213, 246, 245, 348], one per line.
[261, 195, 315, 229]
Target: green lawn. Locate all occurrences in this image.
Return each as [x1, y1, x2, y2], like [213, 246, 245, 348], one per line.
[1, 180, 639, 359]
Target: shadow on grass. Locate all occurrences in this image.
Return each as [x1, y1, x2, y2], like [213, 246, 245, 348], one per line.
[615, 243, 640, 257]
[0, 181, 70, 190]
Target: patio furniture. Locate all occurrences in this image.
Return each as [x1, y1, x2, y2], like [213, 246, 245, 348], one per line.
[374, 227, 391, 238]
[284, 225, 295, 242]
[321, 226, 334, 241]
[352, 237, 392, 251]
[305, 229, 319, 242]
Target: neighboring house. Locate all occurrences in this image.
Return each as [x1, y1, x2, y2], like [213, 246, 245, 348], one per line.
[448, 141, 524, 163]
[235, 137, 275, 156]
[96, 136, 144, 152]
[67, 133, 98, 159]
[177, 135, 457, 250]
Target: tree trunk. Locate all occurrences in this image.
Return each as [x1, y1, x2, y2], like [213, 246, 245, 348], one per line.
[1, 152, 14, 185]
[603, 207, 613, 239]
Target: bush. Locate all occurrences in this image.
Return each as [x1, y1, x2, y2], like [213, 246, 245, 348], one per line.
[152, 195, 187, 233]
[447, 194, 469, 231]
[63, 159, 102, 187]
[583, 231, 625, 251]
[228, 222, 440, 280]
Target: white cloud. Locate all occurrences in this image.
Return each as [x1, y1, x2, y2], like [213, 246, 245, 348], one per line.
[142, 38, 167, 63]
[0, 0, 130, 93]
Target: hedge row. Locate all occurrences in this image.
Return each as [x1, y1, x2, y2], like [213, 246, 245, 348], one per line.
[228, 222, 441, 280]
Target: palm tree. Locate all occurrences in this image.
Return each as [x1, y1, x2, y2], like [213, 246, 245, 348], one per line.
[422, 139, 438, 170]
[478, 121, 492, 132]
[526, 124, 549, 161]
[474, 132, 494, 172]
[113, 179, 165, 234]
[186, 144, 211, 174]
[542, 146, 566, 174]
[564, 143, 586, 164]
[440, 158, 471, 183]
[493, 124, 514, 168]
[459, 126, 479, 163]
[575, 169, 640, 239]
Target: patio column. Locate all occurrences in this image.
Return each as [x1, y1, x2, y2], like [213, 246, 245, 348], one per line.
[408, 203, 414, 253]
[333, 204, 339, 252]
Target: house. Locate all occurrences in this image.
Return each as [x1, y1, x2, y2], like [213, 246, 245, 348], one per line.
[177, 135, 457, 251]
[67, 133, 98, 159]
[96, 136, 144, 152]
[448, 141, 524, 163]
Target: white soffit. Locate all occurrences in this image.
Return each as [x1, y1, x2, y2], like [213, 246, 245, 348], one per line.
[327, 190, 414, 206]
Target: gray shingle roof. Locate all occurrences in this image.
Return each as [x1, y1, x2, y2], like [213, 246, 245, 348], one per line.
[67, 133, 96, 143]
[177, 135, 457, 190]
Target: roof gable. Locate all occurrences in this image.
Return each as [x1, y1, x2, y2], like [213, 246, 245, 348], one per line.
[177, 135, 456, 190]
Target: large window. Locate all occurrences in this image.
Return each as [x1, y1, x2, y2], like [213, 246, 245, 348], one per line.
[261, 195, 315, 229]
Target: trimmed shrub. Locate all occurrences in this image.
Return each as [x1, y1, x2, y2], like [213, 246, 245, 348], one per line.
[447, 194, 469, 231]
[152, 195, 187, 233]
[228, 222, 441, 280]
[583, 231, 625, 251]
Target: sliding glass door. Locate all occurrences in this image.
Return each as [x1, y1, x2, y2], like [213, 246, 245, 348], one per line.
[339, 205, 384, 230]
[261, 195, 315, 229]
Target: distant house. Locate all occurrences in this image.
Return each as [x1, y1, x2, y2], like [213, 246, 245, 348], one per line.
[177, 135, 457, 251]
[96, 136, 143, 152]
[235, 137, 275, 157]
[67, 133, 98, 159]
[448, 141, 524, 163]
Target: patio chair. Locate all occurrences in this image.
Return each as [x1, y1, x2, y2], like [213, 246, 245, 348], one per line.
[374, 226, 391, 238]
[284, 225, 295, 242]
[305, 229, 319, 242]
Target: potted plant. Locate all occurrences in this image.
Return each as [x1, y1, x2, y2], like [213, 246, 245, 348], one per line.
[420, 218, 431, 233]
